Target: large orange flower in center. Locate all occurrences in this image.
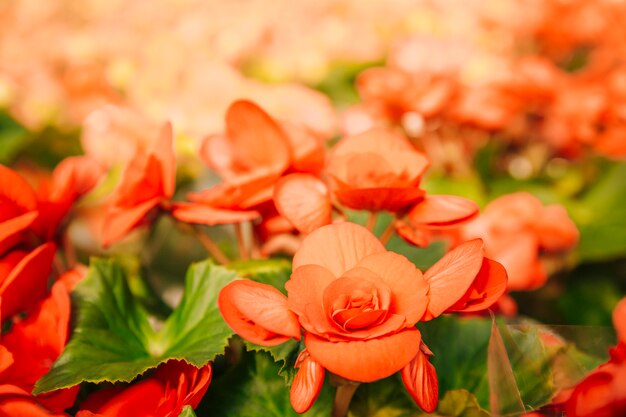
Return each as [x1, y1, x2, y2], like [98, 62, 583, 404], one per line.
[286, 222, 428, 382]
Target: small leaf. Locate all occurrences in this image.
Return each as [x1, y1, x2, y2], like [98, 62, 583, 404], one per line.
[228, 258, 292, 295]
[34, 258, 237, 393]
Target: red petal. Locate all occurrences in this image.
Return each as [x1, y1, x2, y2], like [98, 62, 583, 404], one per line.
[170, 202, 260, 225]
[152, 122, 176, 198]
[423, 239, 484, 320]
[219, 280, 301, 346]
[281, 122, 325, 174]
[535, 205, 579, 252]
[50, 156, 103, 203]
[447, 258, 508, 313]
[292, 223, 386, 277]
[0, 243, 56, 319]
[226, 100, 291, 174]
[408, 195, 479, 228]
[0, 165, 37, 212]
[401, 349, 439, 412]
[274, 174, 332, 234]
[101, 197, 162, 247]
[290, 351, 325, 414]
[304, 327, 421, 382]
[394, 221, 429, 247]
[333, 184, 425, 212]
[0, 212, 38, 256]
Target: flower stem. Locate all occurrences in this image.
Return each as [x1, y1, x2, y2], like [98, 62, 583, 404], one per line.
[379, 218, 396, 245]
[234, 222, 249, 261]
[332, 381, 360, 417]
[190, 224, 230, 265]
[366, 212, 378, 232]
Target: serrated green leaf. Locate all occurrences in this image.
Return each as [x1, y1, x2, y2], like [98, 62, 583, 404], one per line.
[244, 338, 303, 384]
[228, 258, 292, 295]
[200, 350, 333, 417]
[34, 258, 237, 394]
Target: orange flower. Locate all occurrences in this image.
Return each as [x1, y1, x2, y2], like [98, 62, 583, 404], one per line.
[76, 360, 211, 417]
[565, 297, 626, 417]
[326, 128, 429, 212]
[459, 192, 578, 291]
[219, 222, 506, 412]
[0, 270, 83, 412]
[102, 123, 175, 246]
[0, 165, 38, 256]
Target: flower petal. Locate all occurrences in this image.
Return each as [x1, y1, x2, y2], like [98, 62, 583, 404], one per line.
[0, 212, 38, 256]
[152, 122, 176, 198]
[286, 265, 336, 336]
[333, 185, 425, 212]
[304, 327, 421, 382]
[290, 351, 325, 414]
[401, 348, 439, 412]
[447, 258, 508, 313]
[292, 223, 386, 277]
[355, 252, 429, 325]
[102, 197, 162, 247]
[226, 100, 291, 174]
[535, 205, 579, 252]
[50, 156, 104, 203]
[408, 195, 479, 228]
[274, 174, 332, 234]
[0, 243, 56, 319]
[170, 202, 260, 225]
[423, 239, 484, 320]
[219, 280, 301, 346]
[0, 165, 37, 212]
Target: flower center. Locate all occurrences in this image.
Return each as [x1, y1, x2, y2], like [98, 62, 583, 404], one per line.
[322, 274, 391, 331]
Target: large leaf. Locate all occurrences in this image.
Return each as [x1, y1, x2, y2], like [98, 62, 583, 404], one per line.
[34, 258, 237, 393]
[200, 350, 333, 417]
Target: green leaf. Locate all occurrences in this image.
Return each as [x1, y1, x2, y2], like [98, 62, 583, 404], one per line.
[228, 258, 292, 295]
[437, 390, 490, 417]
[244, 339, 302, 385]
[348, 377, 418, 417]
[179, 405, 197, 417]
[418, 316, 583, 413]
[200, 350, 333, 417]
[34, 258, 237, 393]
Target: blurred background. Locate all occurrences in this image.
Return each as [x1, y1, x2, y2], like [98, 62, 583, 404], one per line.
[1, 0, 625, 329]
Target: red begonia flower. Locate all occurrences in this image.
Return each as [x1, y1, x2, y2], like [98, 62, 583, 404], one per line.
[326, 129, 429, 212]
[0, 243, 55, 320]
[76, 360, 211, 417]
[0, 385, 66, 417]
[102, 123, 174, 246]
[0, 273, 80, 412]
[0, 165, 38, 256]
[273, 173, 332, 234]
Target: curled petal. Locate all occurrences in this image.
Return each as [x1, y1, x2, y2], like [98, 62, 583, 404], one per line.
[170, 202, 260, 225]
[292, 223, 386, 277]
[304, 327, 421, 382]
[401, 347, 439, 412]
[50, 156, 104, 203]
[218, 280, 301, 346]
[395, 221, 429, 247]
[290, 351, 325, 414]
[102, 197, 162, 247]
[0, 212, 38, 256]
[333, 185, 425, 212]
[0, 165, 37, 211]
[274, 174, 332, 234]
[423, 239, 484, 320]
[447, 258, 508, 313]
[408, 195, 479, 228]
[536, 205, 579, 252]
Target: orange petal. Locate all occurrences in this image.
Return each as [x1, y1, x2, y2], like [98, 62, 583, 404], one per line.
[274, 174, 332, 234]
[447, 258, 508, 313]
[292, 223, 386, 277]
[102, 197, 162, 247]
[218, 280, 301, 346]
[492, 233, 543, 291]
[355, 252, 429, 325]
[290, 351, 325, 414]
[614, 297, 626, 345]
[188, 170, 279, 209]
[0, 165, 37, 212]
[170, 202, 260, 225]
[401, 349, 439, 412]
[152, 122, 176, 198]
[0, 212, 38, 256]
[199, 134, 236, 179]
[333, 184, 425, 212]
[535, 205, 579, 252]
[0, 243, 55, 319]
[304, 327, 421, 382]
[286, 264, 337, 336]
[408, 195, 479, 228]
[50, 156, 103, 203]
[394, 221, 429, 247]
[226, 100, 291, 174]
[281, 122, 325, 174]
[423, 239, 484, 320]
